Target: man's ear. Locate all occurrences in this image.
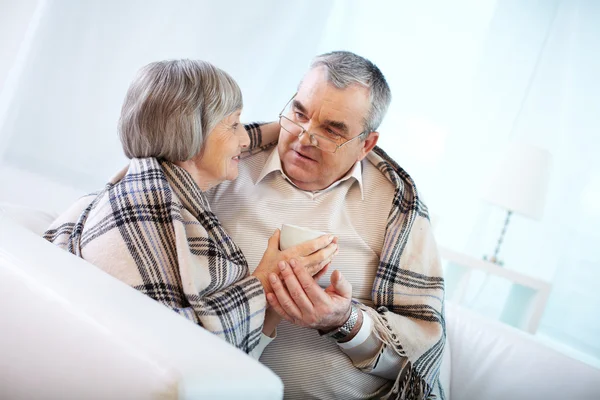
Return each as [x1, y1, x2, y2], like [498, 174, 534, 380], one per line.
[357, 131, 379, 161]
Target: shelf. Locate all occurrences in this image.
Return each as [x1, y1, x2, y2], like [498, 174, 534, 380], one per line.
[438, 245, 552, 334]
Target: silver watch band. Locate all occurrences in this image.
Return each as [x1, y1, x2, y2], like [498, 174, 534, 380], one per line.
[320, 305, 359, 341]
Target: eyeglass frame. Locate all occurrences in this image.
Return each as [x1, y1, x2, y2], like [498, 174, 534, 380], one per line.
[278, 93, 369, 154]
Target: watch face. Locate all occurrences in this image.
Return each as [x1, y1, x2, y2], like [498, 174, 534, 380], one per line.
[332, 331, 346, 340]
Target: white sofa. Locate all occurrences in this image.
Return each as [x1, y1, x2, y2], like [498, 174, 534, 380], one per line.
[1, 204, 599, 400]
[0, 206, 283, 400]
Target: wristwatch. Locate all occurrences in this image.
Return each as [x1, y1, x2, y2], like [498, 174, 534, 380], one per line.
[319, 305, 359, 341]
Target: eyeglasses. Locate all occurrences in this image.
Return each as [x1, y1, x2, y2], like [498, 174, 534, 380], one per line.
[278, 93, 367, 154]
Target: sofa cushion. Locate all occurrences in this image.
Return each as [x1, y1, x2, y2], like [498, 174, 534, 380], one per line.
[446, 302, 600, 400]
[0, 203, 58, 236]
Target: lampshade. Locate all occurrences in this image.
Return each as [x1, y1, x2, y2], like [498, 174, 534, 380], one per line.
[481, 142, 552, 221]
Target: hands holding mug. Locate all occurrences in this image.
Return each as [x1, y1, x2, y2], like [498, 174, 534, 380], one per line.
[255, 224, 354, 334]
[252, 226, 338, 294]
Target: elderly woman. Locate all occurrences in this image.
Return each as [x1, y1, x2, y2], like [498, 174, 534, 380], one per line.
[44, 59, 337, 357]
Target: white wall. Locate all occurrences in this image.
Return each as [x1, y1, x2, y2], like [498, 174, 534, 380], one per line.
[0, 0, 40, 94]
[0, 0, 335, 212]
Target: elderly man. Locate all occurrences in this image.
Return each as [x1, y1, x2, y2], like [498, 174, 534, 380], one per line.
[207, 51, 445, 399]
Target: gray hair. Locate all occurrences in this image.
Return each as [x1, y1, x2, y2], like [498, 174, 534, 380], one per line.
[309, 51, 391, 134]
[118, 59, 243, 161]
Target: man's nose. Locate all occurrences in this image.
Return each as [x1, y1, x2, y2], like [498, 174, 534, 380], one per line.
[298, 130, 315, 147]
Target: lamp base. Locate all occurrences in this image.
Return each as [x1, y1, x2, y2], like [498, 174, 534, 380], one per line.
[483, 209, 512, 267]
[483, 254, 504, 266]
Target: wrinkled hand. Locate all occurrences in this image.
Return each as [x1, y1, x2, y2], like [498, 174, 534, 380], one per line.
[252, 229, 338, 294]
[281, 232, 339, 276]
[266, 259, 352, 331]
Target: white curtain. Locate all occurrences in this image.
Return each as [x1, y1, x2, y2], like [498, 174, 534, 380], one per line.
[1, 0, 598, 365]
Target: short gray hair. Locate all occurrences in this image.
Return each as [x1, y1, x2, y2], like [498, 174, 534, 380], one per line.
[118, 59, 243, 161]
[309, 51, 391, 134]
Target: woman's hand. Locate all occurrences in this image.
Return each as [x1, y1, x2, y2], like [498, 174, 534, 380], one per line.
[262, 307, 282, 338]
[252, 229, 338, 294]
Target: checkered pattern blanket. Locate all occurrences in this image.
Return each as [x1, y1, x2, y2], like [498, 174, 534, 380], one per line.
[364, 147, 446, 400]
[44, 158, 266, 353]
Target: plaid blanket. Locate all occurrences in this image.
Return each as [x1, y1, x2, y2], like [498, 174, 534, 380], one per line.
[244, 123, 446, 399]
[44, 157, 267, 353]
[363, 147, 446, 400]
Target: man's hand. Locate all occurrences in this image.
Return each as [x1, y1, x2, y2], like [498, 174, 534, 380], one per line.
[266, 259, 352, 331]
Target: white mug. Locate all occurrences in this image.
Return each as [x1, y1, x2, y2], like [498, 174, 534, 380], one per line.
[279, 224, 327, 251]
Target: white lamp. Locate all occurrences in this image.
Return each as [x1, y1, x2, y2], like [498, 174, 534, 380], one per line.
[481, 142, 552, 265]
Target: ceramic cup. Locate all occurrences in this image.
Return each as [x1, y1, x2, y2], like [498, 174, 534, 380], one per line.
[279, 224, 327, 251]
